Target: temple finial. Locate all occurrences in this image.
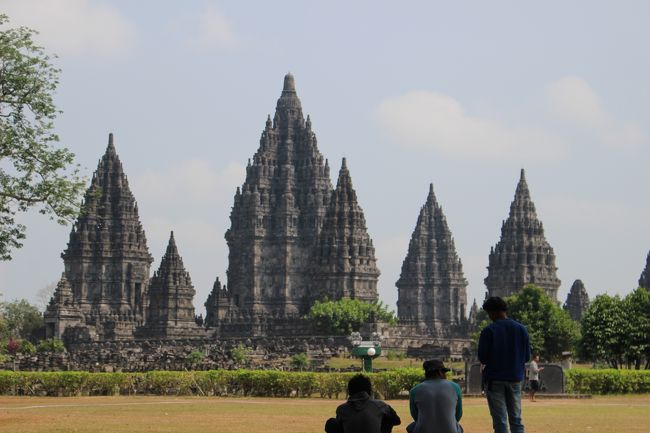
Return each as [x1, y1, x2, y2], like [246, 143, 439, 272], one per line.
[283, 72, 295, 92]
[107, 133, 115, 152]
[341, 157, 347, 170]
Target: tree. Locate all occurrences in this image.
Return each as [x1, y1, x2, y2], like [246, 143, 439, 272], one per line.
[0, 14, 85, 260]
[290, 352, 309, 371]
[505, 285, 580, 360]
[622, 288, 650, 369]
[580, 294, 628, 368]
[305, 298, 397, 335]
[0, 299, 44, 342]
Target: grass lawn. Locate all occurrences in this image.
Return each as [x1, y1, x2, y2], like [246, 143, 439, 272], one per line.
[0, 395, 649, 433]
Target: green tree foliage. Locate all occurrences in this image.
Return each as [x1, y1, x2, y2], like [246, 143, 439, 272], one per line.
[580, 289, 650, 369]
[290, 352, 309, 371]
[306, 299, 397, 335]
[0, 299, 43, 341]
[504, 285, 580, 360]
[36, 338, 65, 353]
[185, 351, 205, 366]
[230, 344, 250, 365]
[472, 286, 579, 360]
[0, 14, 85, 260]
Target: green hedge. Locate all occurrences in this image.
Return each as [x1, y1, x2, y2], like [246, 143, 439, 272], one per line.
[566, 368, 650, 394]
[0, 369, 424, 398]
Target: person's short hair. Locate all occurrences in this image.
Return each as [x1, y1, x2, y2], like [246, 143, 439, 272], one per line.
[482, 296, 508, 313]
[348, 374, 372, 395]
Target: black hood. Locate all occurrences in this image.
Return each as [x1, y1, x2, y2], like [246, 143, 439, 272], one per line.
[347, 391, 370, 411]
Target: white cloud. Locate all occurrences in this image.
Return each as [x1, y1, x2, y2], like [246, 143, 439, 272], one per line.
[191, 4, 238, 50]
[2, 0, 135, 57]
[376, 91, 566, 160]
[545, 76, 646, 148]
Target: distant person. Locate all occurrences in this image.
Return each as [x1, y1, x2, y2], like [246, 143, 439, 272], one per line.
[325, 374, 401, 433]
[478, 296, 531, 433]
[407, 359, 463, 433]
[527, 354, 544, 402]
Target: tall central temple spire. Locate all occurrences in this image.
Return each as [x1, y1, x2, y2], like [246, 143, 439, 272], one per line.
[225, 74, 333, 318]
[484, 169, 560, 300]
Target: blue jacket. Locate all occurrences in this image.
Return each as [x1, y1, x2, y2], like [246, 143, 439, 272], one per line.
[478, 318, 531, 382]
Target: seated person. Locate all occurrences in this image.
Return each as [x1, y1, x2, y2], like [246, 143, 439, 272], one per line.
[407, 359, 463, 433]
[325, 374, 400, 433]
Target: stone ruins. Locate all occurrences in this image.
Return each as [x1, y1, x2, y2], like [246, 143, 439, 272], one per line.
[43, 74, 580, 365]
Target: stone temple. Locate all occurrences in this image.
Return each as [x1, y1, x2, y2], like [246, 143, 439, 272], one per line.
[484, 169, 561, 300]
[396, 184, 468, 334]
[563, 279, 590, 321]
[639, 250, 650, 290]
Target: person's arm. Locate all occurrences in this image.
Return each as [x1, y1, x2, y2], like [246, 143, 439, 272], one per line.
[451, 381, 463, 422]
[477, 327, 492, 365]
[524, 328, 532, 363]
[409, 386, 418, 422]
[383, 403, 401, 427]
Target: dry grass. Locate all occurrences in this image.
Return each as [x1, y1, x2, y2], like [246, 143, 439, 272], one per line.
[0, 395, 649, 433]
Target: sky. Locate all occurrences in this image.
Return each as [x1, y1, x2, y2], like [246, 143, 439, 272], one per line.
[1, 0, 649, 314]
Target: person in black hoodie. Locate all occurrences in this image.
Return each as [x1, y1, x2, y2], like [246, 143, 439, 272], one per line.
[325, 374, 401, 433]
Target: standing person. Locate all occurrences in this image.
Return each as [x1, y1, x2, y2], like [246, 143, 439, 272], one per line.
[325, 374, 401, 433]
[407, 359, 463, 433]
[527, 354, 544, 402]
[478, 296, 531, 433]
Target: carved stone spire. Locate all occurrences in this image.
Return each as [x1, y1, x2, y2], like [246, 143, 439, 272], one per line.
[485, 169, 561, 300]
[397, 183, 468, 332]
[43, 275, 84, 339]
[563, 279, 590, 321]
[61, 133, 153, 340]
[468, 299, 479, 326]
[224, 74, 332, 318]
[145, 232, 203, 338]
[639, 250, 650, 290]
[313, 158, 380, 302]
[204, 277, 230, 328]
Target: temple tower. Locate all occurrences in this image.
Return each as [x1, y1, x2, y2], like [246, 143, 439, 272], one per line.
[61, 133, 153, 340]
[396, 184, 468, 331]
[43, 275, 84, 339]
[144, 232, 204, 338]
[313, 158, 380, 302]
[639, 250, 650, 290]
[484, 169, 560, 300]
[563, 279, 590, 321]
[224, 74, 333, 317]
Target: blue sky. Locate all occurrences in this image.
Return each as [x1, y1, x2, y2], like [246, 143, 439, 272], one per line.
[1, 0, 649, 312]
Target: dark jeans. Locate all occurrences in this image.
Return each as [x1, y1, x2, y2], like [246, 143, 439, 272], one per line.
[485, 380, 524, 433]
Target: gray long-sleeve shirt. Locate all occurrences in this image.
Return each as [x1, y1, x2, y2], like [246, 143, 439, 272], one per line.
[409, 379, 463, 433]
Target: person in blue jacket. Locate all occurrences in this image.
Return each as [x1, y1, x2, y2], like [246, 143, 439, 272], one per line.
[478, 296, 531, 433]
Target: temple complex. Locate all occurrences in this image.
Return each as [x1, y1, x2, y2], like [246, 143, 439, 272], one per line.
[564, 279, 590, 321]
[396, 184, 468, 333]
[484, 169, 561, 300]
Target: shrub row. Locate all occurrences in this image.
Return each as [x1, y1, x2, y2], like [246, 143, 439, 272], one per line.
[0, 369, 424, 398]
[566, 368, 650, 394]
